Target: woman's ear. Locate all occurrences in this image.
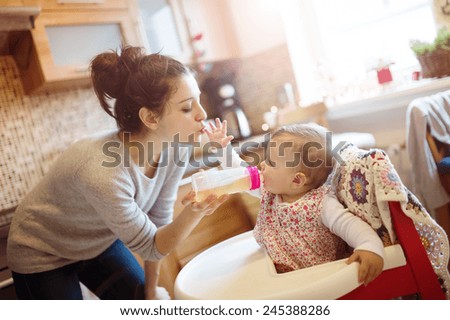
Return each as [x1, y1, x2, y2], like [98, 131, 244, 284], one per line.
[139, 107, 159, 130]
[292, 172, 306, 188]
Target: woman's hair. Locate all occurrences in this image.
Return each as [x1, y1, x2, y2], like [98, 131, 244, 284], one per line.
[90, 46, 192, 132]
[272, 123, 332, 189]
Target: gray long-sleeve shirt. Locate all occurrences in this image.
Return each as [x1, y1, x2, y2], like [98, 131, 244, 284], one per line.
[7, 130, 189, 274]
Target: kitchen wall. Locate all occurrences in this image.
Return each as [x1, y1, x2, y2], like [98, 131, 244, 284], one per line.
[0, 56, 115, 226]
[225, 0, 286, 58]
[196, 43, 297, 135]
[235, 43, 298, 134]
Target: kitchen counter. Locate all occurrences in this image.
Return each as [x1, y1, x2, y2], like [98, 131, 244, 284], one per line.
[328, 76, 450, 120]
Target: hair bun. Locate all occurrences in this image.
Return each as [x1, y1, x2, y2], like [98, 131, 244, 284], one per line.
[90, 46, 190, 132]
[90, 51, 123, 99]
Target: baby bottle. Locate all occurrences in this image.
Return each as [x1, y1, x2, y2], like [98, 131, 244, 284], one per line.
[191, 166, 261, 202]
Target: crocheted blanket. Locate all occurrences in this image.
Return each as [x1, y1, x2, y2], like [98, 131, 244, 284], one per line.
[330, 143, 450, 299]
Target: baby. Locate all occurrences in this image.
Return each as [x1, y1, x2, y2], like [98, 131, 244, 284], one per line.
[206, 119, 384, 285]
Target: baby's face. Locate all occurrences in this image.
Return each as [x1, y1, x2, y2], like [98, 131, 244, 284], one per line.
[260, 137, 300, 195]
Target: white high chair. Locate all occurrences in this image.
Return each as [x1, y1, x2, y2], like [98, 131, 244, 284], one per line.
[175, 144, 450, 300]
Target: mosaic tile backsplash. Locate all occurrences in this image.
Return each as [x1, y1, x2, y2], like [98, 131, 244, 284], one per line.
[0, 56, 116, 227]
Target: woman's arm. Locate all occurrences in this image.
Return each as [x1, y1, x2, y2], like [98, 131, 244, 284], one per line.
[74, 152, 227, 261]
[154, 191, 229, 256]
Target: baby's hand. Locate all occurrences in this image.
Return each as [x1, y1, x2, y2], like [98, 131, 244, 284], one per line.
[205, 118, 234, 149]
[346, 250, 384, 286]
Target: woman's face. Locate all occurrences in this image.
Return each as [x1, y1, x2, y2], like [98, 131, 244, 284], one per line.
[157, 74, 207, 143]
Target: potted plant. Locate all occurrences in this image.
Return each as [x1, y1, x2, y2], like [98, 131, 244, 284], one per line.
[410, 27, 450, 78]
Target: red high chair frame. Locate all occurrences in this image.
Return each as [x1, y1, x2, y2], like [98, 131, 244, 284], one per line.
[339, 201, 446, 299]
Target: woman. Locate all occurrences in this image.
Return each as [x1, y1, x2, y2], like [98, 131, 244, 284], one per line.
[7, 46, 229, 299]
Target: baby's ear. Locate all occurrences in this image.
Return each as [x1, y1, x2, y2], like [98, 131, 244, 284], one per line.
[292, 172, 306, 187]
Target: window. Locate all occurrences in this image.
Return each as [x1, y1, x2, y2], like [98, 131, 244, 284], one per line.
[280, 0, 437, 106]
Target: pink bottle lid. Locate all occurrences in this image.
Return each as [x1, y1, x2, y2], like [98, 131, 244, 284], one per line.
[246, 166, 261, 190]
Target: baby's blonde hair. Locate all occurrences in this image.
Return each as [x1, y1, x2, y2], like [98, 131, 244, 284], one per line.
[272, 123, 332, 190]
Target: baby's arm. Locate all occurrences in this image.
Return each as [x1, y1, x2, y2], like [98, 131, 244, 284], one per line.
[345, 249, 384, 286]
[321, 193, 384, 286]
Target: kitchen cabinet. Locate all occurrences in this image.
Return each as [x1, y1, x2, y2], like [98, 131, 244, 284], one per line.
[12, 0, 144, 94]
[2, 0, 27, 6]
[25, 0, 129, 11]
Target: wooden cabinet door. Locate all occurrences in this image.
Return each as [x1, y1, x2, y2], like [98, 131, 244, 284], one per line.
[32, 10, 140, 79]
[13, 7, 143, 93]
[24, 0, 128, 11]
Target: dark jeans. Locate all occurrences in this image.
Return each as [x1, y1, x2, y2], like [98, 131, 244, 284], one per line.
[12, 239, 145, 300]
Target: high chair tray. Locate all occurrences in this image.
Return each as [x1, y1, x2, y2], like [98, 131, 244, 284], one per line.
[174, 230, 406, 300]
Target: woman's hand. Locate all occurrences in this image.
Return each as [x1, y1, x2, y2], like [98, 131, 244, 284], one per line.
[181, 190, 229, 217]
[205, 118, 234, 149]
[154, 190, 229, 256]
